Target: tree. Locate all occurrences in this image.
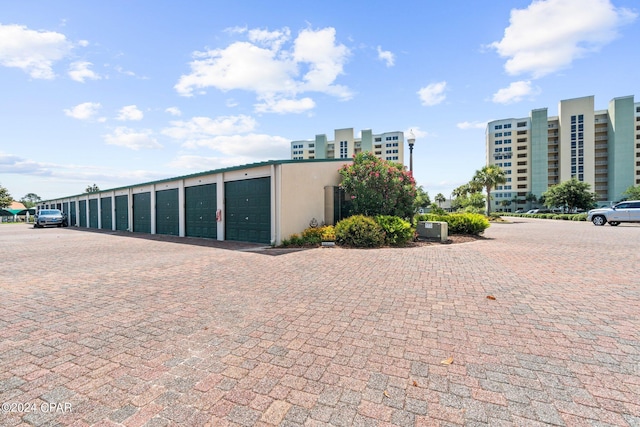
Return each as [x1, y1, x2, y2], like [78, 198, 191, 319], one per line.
[623, 185, 640, 200]
[85, 184, 100, 193]
[20, 193, 41, 209]
[542, 178, 596, 212]
[525, 192, 537, 210]
[472, 165, 506, 215]
[338, 152, 417, 220]
[0, 184, 12, 209]
[414, 186, 431, 213]
[435, 193, 446, 207]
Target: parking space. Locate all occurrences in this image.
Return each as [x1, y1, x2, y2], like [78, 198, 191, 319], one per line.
[0, 219, 639, 426]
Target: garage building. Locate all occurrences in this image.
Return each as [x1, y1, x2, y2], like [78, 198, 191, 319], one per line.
[41, 159, 350, 245]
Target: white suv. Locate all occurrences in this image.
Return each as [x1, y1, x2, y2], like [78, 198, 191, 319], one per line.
[587, 201, 640, 226]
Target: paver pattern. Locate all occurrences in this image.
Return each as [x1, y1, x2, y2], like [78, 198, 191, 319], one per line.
[0, 219, 639, 426]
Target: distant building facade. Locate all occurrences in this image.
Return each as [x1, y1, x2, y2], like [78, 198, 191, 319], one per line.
[291, 128, 405, 164]
[486, 95, 640, 211]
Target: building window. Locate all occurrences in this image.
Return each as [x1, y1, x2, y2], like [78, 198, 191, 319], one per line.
[504, 131, 511, 136]
[504, 139, 511, 144]
[504, 124, 512, 129]
[495, 125, 503, 130]
[339, 141, 348, 158]
[517, 121, 527, 127]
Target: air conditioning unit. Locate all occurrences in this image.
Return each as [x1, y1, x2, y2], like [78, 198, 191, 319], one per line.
[416, 221, 448, 242]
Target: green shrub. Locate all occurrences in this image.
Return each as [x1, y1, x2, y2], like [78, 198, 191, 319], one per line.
[301, 227, 324, 244]
[374, 215, 414, 246]
[281, 233, 305, 247]
[335, 215, 385, 248]
[416, 212, 490, 235]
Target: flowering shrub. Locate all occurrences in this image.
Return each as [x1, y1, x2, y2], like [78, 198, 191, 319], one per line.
[335, 215, 385, 248]
[281, 225, 336, 247]
[374, 215, 414, 246]
[338, 152, 416, 220]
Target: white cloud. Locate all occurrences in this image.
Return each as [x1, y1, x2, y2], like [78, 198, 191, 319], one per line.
[457, 121, 488, 130]
[0, 24, 73, 79]
[254, 97, 315, 114]
[0, 151, 166, 188]
[169, 155, 255, 171]
[162, 115, 257, 141]
[174, 26, 352, 111]
[103, 127, 161, 150]
[176, 133, 290, 158]
[116, 105, 144, 121]
[377, 46, 395, 67]
[490, 0, 637, 78]
[64, 102, 102, 120]
[405, 127, 429, 139]
[418, 81, 447, 106]
[162, 114, 289, 159]
[165, 107, 182, 116]
[492, 80, 540, 104]
[68, 61, 101, 82]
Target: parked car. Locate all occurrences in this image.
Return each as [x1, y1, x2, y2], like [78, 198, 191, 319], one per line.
[515, 209, 524, 213]
[587, 200, 640, 226]
[34, 209, 65, 228]
[526, 208, 551, 214]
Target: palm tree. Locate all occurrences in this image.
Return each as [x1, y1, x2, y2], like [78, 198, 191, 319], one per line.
[472, 165, 507, 215]
[435, 193, 446, 207]
[525, 192, 537, 210]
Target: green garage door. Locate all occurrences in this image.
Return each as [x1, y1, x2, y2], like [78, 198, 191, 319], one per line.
[225, 177, 271, 244]
[185, 184, 217, 239]
[89, 199, 98, 228]
[79, 200, 87, 227]
[100, 197, 112, 230]
[156, 189, 179, 236]
[133, 192, 151, 233]
[70, 201, 76, 226]
[115, 195, 128, 231]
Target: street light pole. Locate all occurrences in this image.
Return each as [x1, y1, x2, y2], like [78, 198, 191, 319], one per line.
[408, 130, 415, 173]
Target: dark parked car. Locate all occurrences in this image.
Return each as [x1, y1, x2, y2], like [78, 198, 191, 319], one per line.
[34, 209, 65, 228]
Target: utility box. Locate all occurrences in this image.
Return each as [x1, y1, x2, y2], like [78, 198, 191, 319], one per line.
[416, 221, 448, 242]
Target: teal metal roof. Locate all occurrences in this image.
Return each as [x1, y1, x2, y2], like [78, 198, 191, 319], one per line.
[42, 158, 350, 203]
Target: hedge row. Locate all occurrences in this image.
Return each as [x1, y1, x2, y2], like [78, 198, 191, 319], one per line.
[415, 212, 490, 235]
[505, 213, 587, 221]
[281, 214, 414, 248]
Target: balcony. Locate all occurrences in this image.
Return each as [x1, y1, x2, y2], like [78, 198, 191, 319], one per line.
[595, 136, 608, 141]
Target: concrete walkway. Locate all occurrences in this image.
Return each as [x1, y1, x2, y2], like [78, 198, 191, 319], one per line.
[0, 219, 638, 426]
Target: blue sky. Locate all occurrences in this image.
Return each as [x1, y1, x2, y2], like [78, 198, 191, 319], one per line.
[1, 0, 638, 201]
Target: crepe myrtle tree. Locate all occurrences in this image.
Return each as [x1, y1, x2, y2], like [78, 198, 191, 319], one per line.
[338, 152, 417, 220]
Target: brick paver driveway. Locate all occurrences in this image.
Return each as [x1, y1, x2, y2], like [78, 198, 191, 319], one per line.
[1, 219, 639, 426]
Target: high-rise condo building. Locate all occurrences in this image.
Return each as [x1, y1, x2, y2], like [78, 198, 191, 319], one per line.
[291, 128, 405, 164]
[486, 95, 640, 211]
